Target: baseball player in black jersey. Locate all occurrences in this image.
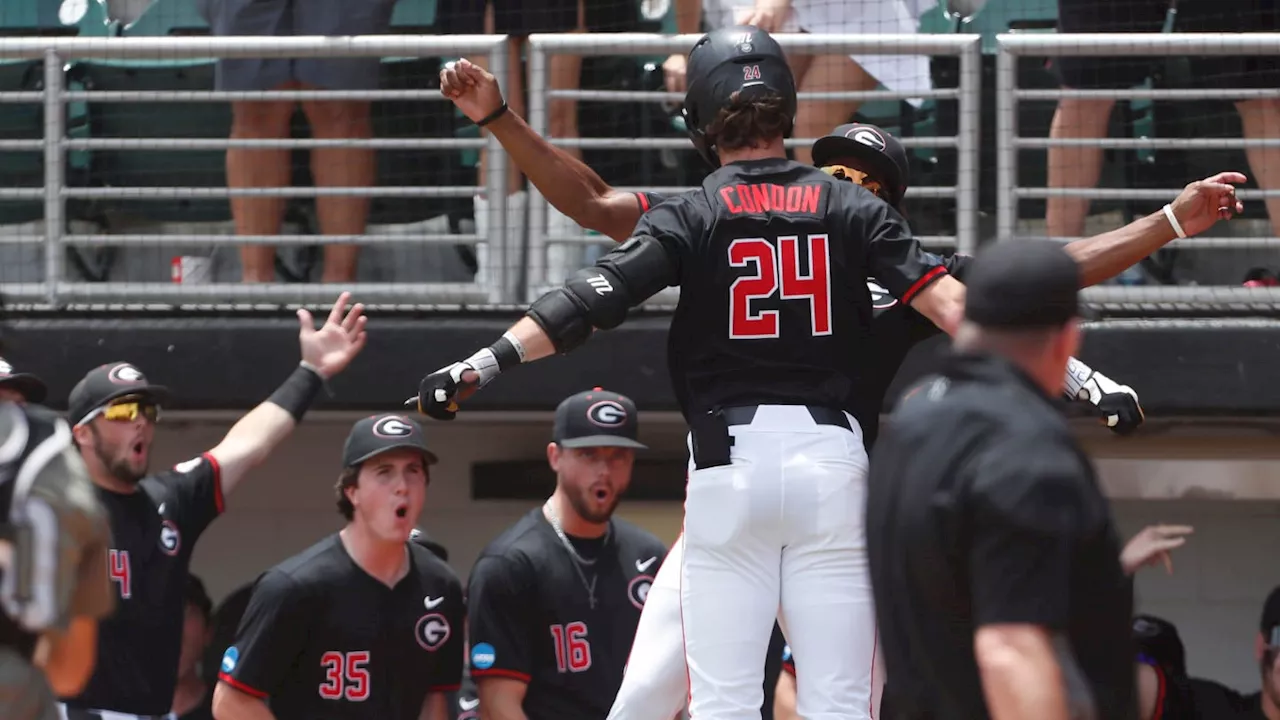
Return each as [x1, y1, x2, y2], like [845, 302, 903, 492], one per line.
[464, 389, 667, 720]
[213, 413, 463, 720]
[438, 53, 1247, 720]
[61, 293, 367, 720]
[421, 24, 972, 720]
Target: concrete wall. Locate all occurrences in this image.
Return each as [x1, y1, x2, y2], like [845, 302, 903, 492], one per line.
[157, 412, 1280, 693]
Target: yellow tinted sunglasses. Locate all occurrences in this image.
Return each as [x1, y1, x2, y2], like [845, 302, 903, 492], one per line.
[820, 164, 888, 202]
[100, 400, 161, 423]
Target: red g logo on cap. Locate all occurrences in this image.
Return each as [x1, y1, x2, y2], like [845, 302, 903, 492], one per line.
[373, 415, 415, 438]
[108, 363, 145, 384]
[587, 401, 627, 428]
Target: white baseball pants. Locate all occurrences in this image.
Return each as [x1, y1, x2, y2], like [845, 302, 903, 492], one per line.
[681, 405, 877, 720]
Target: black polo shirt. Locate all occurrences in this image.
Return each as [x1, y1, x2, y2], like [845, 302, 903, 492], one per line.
[466, 508, 667, 720]
[218, 534, 464, 719]
[65, 453, 223, 715]
[866, 352, 1135, 720]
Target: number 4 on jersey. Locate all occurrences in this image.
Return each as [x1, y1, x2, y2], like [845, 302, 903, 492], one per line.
[728, 235, 832, 339]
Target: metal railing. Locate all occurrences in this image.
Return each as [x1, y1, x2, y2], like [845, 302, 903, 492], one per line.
[525, 33, 984, 302]
[0, 35, 511, 307]
[996, 33, 1280, 307]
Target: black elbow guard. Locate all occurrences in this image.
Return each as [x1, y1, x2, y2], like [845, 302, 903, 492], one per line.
[527, 287, 595, 353]
[527, 234, 677, 353]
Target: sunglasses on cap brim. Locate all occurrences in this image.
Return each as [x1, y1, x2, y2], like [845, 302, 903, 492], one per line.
[820, 164, 890, 203]
[77, 397, 161, 427]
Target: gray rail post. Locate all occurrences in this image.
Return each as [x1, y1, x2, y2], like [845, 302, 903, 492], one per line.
[42, 49, 64, 307]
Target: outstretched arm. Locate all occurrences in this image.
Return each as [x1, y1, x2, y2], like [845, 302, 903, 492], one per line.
[441, 58, 646, 242]
[412, 236, 679, 420]
[208, 293, 367, 495]
[1066, 171, 1244, 287]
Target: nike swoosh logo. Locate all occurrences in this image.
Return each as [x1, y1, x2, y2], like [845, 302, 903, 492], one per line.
[425, 596, 445, 609]
[460, 697, 480, 710]
[636, 556, 657, 572]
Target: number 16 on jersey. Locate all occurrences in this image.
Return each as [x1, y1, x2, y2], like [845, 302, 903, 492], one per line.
[728, 234, 833, 340]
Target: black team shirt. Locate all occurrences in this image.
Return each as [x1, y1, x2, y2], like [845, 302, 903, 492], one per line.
[64, 453, 224, 715]
[218, 535, 465, 720]
[466, 509, 667, 720]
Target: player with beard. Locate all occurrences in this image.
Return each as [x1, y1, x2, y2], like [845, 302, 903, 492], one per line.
[60, 293, 367, 720]
[438, 53, 1244, 720]
[213, 413, 463, 720]
[464, 388, 667, 720]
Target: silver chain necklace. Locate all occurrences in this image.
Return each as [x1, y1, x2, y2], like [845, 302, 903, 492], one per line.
[544, 500, 610, 610]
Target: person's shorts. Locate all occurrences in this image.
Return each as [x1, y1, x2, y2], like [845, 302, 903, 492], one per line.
[434, 0, 634, 35]
[1054, 0, 1280, 91]
[201, 0, 397, 91]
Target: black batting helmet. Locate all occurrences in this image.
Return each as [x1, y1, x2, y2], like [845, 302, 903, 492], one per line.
[811, 123, 910, 208]
[681, 25, 797, 169]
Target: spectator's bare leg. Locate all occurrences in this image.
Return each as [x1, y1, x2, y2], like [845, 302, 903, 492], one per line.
[792, 54, 878, 166]
[300, 91, 374, 283]
[228, 86, 297, 283]
[1046, 97, 1115, 238]
[548, 1, 585, 161]
[1235, 98, 1280, 237]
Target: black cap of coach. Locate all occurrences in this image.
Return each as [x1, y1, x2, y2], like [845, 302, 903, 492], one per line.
[553, 387, 647, 450]
[343, 413, 438, 468]
[68, 361, 170, 427]
[410, 527, 450, 562]
[963, 240, 1086, 328]
[0, 357, 47, 404]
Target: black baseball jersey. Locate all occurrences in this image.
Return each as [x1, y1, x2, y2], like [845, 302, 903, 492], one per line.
[466, 509, 667, 720]
[866, 353, 1135, 720]
[631, 158, 948, 420]
[64, 453, 223, 715]
[218, 534, 464, 720]
[637, 181, 952, 427]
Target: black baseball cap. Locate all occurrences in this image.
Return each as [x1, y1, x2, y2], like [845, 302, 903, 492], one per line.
[963, 240, 1090, 329]
[342, 413, 438, 468]
[0, 357, 47, 404]
[1261, 585, 1280, 642]
[811, 123, 910, 207]
[1132, 614, 1186, 676]
[68, 361, 170, 426]
[553, 387, 647, 450]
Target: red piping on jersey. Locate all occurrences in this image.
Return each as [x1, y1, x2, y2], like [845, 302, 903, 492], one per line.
[471, 668, 531, 683]
[782, 660, 795, 677]
[218, 672, 267, 698]
[636, 192, 650, 212]
[1151, 664, 1167, 720]
[899, 265, 948, 306]
[203, 452, 225, 514]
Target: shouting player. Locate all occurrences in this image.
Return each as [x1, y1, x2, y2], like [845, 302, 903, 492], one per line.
[60, 293, 367, 720]
[420, 24, 971, 719]
[464, 389, 666, 720]
[213, 413, 464, 720]
[439, 50, 1245, 720]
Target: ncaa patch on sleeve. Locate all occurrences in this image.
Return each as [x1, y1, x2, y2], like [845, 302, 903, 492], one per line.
[470, 642, 496, 670]
[221, 646, 239, 673]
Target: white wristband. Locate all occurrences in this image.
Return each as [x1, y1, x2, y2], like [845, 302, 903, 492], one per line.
[1162, 204, 1186, 238]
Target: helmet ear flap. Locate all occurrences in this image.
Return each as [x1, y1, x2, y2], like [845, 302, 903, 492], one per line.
[681, 96, 720, 169]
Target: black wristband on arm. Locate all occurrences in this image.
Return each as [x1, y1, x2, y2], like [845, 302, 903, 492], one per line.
[487, 333, 524, 372]
[476, 102, 509, 127]
[268, 362, 325, 422]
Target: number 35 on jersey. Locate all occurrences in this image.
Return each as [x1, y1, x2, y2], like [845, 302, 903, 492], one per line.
[728, 234, 832, 340]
